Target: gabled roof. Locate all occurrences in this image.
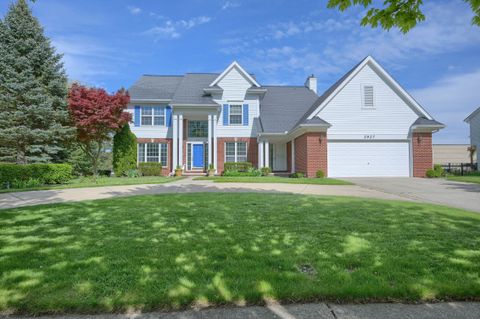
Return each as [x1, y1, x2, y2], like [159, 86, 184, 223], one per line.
[209, 61, 260, 88]
[259, 86, 319, 133]
[465, 106, 480, 123]
[304, 56, 433, 121]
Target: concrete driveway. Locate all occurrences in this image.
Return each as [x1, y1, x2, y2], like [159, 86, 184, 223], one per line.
[342, 177, 480, 212]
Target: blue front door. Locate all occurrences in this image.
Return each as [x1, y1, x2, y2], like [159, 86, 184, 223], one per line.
[193, 144, 204, 168]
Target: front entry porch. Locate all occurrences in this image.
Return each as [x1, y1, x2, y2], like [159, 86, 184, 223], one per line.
[171, 109, 218, 174]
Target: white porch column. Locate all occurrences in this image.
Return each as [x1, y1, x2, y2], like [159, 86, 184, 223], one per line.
[258, 141, 263, 168]
[172, 114, 178, 172]
[208, 114, 213, 167]
[213, 114, 218, 172]
[264, 140, 269, 168]
[291, 139, 295, 173]
[178, 114, 184, 169]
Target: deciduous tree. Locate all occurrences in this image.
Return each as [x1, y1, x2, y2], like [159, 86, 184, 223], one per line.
[68, 84, 131, 176]
[327, 0, 480, 33]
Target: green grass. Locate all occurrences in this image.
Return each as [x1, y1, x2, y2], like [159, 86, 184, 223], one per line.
[194, 176, 352, 185]
[1, 193, 480, 314]
[0, 176, 181, 193]
[446, 175, 480, 184]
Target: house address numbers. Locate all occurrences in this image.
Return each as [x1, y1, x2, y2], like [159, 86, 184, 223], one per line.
[363, 134, 376, 140]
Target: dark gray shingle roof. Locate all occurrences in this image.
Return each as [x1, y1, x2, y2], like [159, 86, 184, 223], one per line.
[301, 117, 330, 126]
[259, 86, 319, 133]
[171, 73, 219, 105]
[412, 117, 445, 127]
[129, 75, 183, 100]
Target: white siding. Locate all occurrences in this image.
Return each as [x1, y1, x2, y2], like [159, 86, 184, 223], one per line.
[213, 66, 260, 137]
[317, 64, 419, 140]
[126, 105, 171, 139]
[469, 112, 480, 166]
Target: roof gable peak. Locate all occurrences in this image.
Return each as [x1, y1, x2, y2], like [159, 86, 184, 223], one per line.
[210, 61, 260, 87]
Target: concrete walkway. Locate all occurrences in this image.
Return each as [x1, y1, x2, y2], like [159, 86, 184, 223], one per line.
[2, 302, 480, 319]
[0, 177, 409, 210]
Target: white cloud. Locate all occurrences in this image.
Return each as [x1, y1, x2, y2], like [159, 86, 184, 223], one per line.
[144, 16, 211, 40]
[411, 69, 480, 143]
[222, 1, 241, 10]
[127, 6, 141, 15]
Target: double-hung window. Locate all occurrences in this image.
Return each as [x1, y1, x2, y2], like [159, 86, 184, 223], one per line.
[138, 143, 168, 167]
[141, 106, 165, 126]
[229, 105, 242, 125]
[225, 142, 247, 163]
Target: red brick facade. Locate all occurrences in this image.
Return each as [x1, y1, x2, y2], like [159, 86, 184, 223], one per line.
[216, 137, 258, 173]
[136, 138, 173, 176]
[286, 141, 292, 173]
[294, 132, 328, 178]
[412, 132, 433, 177]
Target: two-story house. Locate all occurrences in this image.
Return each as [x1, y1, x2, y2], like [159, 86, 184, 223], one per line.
[465, 106, 480, 167]
[127, 56, 444, 177]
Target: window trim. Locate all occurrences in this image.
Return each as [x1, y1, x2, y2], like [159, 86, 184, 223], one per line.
[228, 104, 243, 126]
[224, 141, 248, 163]
[137, 143, 168, 168]
[140, 106, 166, 127]
[361, 84, 375, 109]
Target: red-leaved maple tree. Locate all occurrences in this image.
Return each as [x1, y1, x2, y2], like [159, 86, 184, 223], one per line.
[68, 83, 131, 176]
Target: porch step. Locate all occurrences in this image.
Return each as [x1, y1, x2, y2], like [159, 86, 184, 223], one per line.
[182, 172, 207, 176]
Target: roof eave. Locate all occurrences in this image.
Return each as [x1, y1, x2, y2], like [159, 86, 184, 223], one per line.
[130, 98, 172, 103]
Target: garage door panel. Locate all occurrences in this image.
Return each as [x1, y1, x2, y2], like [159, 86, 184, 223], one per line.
[328, 142, 410, 177]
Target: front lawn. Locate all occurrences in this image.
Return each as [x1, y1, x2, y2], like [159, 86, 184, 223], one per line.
[195, 176, 352, 185]
[0, 176, 180, 194]
[446, 175, 480, 184]
[1, 193, 479, 314]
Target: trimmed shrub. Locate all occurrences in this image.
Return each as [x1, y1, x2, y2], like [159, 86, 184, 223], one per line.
[316, 170, 325, 178]
[261, 167, 271, 176]
[426, 168, 436, 178]
[113, 124, 137, 176]
[224, 162, 252, 172]
[0, 163, 73, 188]
[289, 172, 305, 178]
[11, 178, 42, 189]
[125, 169, 140, 178]
[425, 165, 445, 178]
[138, 162, 163, 176]
[433, 164, 445, 177]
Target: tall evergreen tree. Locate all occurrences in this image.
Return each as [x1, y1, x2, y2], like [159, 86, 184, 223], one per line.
[0, 0, 73, 164]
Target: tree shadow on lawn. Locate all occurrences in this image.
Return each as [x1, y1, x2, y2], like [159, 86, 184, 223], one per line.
[0, 193, 480, 315]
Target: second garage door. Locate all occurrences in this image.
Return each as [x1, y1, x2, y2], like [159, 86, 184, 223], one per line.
[328, 141, 410, 177]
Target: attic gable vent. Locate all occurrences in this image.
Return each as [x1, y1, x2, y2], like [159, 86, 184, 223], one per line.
[363, 85, 374, 108]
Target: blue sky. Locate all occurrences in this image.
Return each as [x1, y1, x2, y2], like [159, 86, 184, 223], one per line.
[1, 0, 480, 143]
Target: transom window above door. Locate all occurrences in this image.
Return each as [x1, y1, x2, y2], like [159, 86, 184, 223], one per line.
[188, 121, 208, 138]
[141, 106, 165, 126]
[229, 105, 242, 125]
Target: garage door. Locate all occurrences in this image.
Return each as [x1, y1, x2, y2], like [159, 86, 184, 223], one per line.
[328, 141, 410, 177]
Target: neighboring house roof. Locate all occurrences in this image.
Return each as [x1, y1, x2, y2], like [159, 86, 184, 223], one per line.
[465, 106, 480, 123]
[259, 86, 320, 133]
[171, 73, 219, 106]
[129, 75, 183, 101]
